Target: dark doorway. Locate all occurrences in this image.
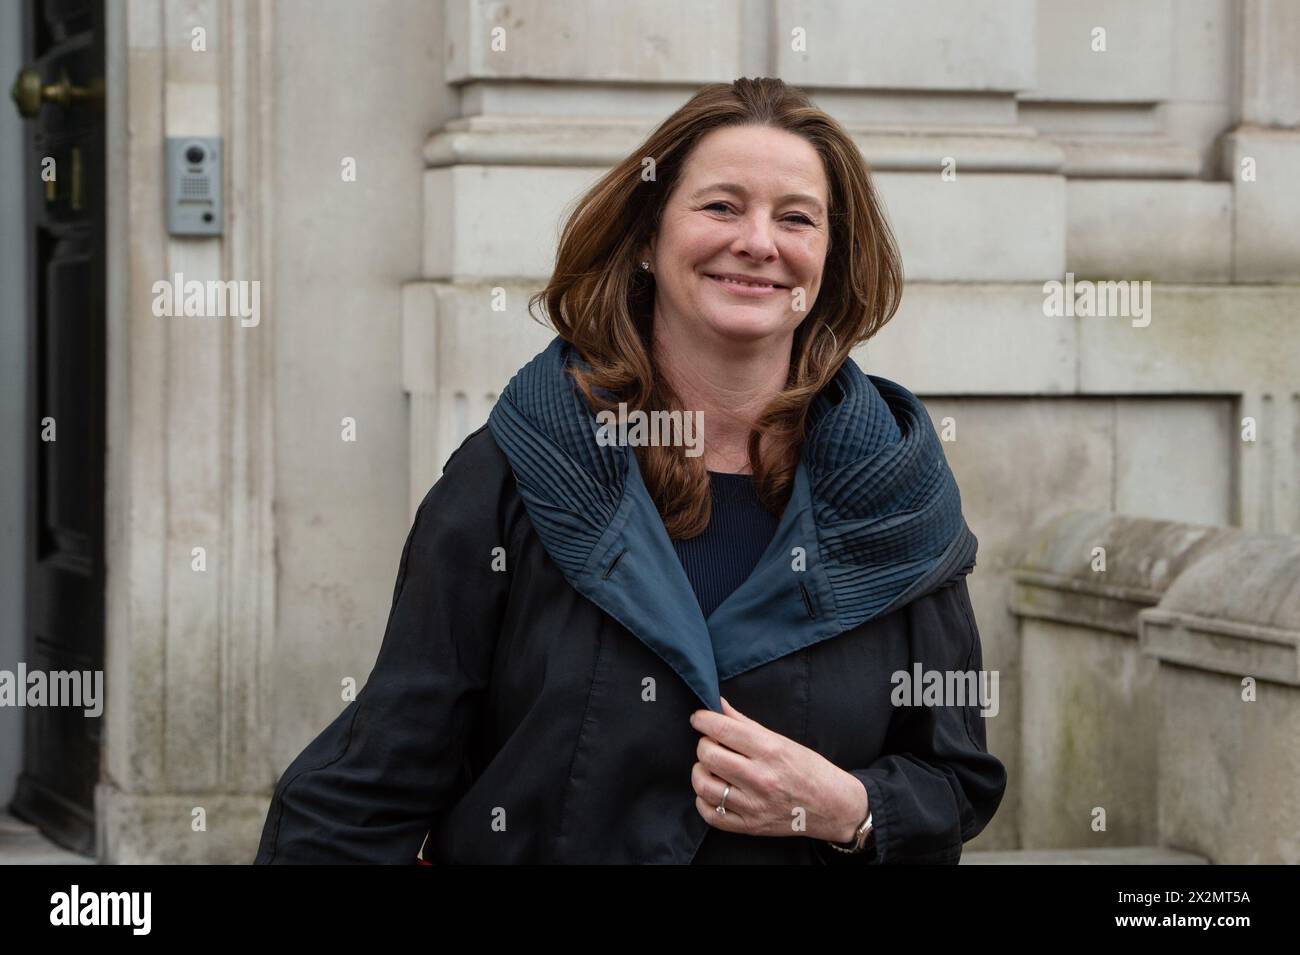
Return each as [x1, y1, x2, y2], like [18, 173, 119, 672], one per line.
[9, 0, 106, 857]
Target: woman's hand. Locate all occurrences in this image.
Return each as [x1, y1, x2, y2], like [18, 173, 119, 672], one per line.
[689, 697, 869, 843]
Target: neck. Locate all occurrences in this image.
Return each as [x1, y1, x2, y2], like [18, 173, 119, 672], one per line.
[651, 320, 792, 474]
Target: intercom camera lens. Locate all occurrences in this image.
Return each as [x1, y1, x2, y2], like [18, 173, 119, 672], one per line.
[185, 145, 206, 164]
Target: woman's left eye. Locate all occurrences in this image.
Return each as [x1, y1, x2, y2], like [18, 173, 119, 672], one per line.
[704, 203, 813, 226]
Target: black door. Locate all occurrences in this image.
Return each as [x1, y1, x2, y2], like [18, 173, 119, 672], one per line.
[8, 0, 106, 856]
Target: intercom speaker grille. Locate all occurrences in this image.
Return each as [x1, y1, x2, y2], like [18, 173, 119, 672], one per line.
[166, 136, 222, 235]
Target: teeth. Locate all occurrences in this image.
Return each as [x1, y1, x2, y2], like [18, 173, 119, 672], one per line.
[711, 275, 777, 288]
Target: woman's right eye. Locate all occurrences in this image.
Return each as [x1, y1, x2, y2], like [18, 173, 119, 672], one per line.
[704, 202, 732, 213]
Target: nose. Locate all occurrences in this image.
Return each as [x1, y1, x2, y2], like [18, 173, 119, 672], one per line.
[731, 210, 779, 261]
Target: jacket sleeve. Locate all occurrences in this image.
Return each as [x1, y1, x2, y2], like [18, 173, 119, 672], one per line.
[817, 576, 1006, 865]
[254, 428, 515, 864]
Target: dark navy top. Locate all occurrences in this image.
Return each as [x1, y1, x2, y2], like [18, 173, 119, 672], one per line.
[670, 471, 780, 620]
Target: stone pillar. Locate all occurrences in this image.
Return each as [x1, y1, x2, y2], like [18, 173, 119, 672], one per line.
[1224, 0, 1300, 281]
[98, 0, 275, 863]
[1221, 0, 1300, 536]
[1140, 534, 1300, 864]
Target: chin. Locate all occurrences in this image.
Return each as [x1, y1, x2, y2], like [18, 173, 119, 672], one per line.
[700, 310, 790, 343]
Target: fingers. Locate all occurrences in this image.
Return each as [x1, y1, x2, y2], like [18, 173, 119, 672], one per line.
[691, 760, 753, 823]
[695, 793, 747, 830]
[692, 701, 762, 757]
[696, 733, 755, 791]
[720, 696, 749, 721]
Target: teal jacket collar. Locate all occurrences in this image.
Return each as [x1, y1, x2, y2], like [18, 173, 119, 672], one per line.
[487, 335, 977, 712]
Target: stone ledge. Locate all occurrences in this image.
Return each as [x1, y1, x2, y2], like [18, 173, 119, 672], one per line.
[424, 114, 1065, 174]
[1010, 511, 1244, 635]
[1139, 532, 1300, 684]
[1054, 137, 1203, 179]
[1141, 608, 1300, 685]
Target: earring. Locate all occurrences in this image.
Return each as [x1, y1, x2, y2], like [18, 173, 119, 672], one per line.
[640, 260, 651, 271]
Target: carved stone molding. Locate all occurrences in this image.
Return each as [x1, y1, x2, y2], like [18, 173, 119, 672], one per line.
[99, 0, 276, 863]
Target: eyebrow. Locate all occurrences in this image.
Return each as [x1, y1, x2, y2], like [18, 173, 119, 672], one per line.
[688, 182, 826, 217]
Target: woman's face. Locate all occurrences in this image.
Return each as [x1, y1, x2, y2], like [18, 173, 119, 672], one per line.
[646, 124, 831, 351]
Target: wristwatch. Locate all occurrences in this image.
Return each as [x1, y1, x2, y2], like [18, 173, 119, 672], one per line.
[827, 810, 873, 854]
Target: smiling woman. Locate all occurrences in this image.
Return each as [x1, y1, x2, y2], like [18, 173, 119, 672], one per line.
[254, 77, 1005, 865]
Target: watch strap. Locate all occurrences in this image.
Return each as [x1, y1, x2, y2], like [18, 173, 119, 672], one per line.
[827, 810, 873, 854]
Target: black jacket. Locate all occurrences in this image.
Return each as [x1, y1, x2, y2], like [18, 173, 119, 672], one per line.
[255, 337, 1006, 864]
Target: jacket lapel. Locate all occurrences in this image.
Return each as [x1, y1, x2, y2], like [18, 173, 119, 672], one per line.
[579, 447, 721, 711]
[486, 335, 978, 715]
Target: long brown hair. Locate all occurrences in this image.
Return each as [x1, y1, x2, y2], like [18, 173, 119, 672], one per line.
[527, 77, 903, 538]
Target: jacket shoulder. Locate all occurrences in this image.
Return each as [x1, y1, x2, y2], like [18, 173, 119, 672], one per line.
[413, 421, 526, 545]
[440, 422, 512, 482]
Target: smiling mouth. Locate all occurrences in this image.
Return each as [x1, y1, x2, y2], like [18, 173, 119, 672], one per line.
[704, 274, 788, 290]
